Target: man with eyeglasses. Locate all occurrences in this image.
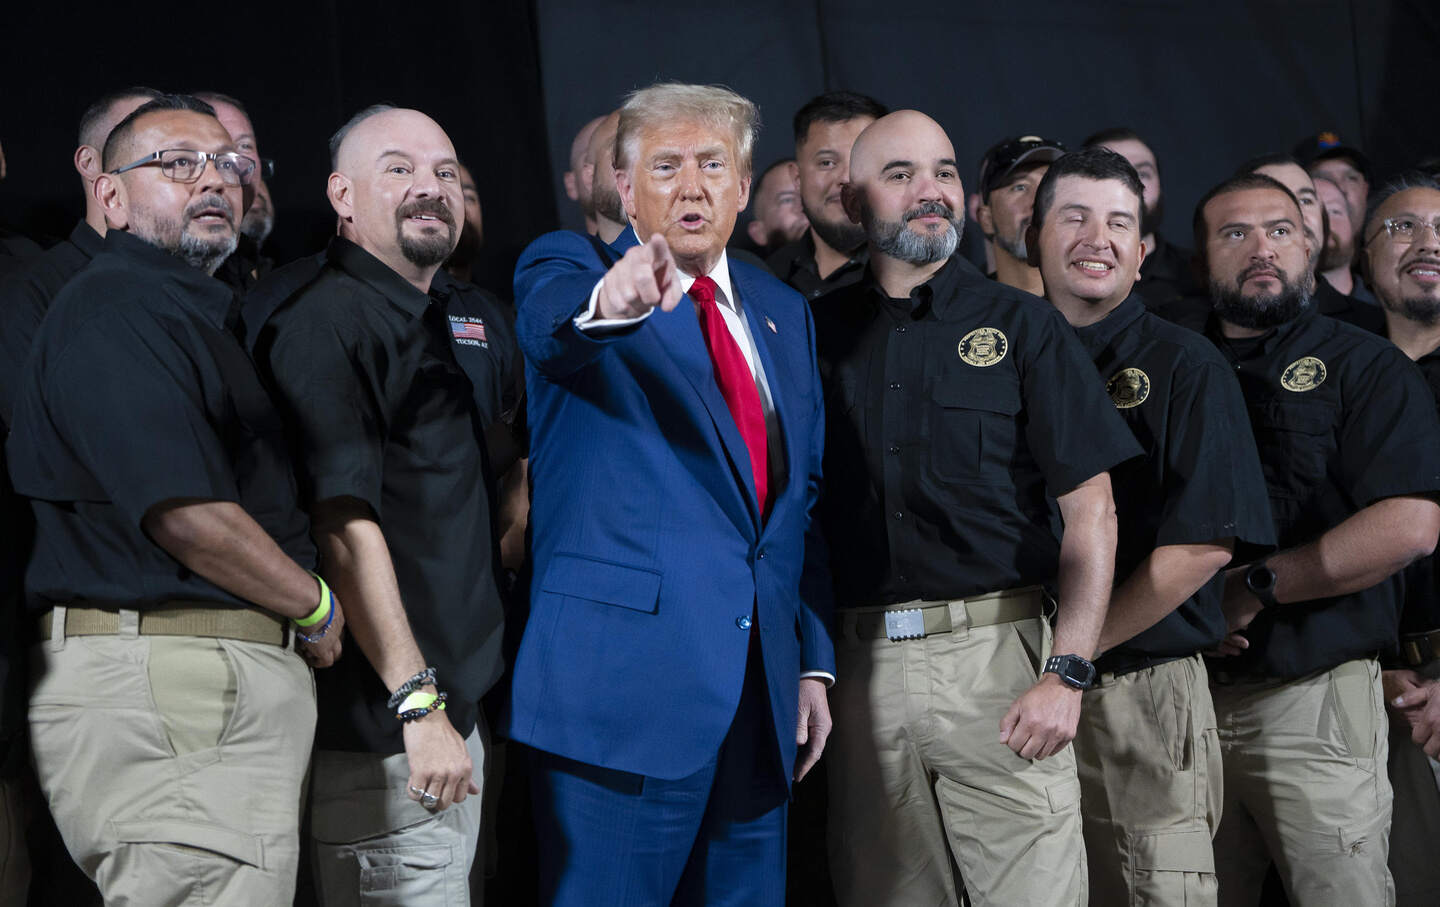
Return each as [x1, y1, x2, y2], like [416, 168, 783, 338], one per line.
[1188, 172, 1440, 905]
[5, 93, 342, 905]
[1361, 172, 1440, 905]
[194, 91, 276, 292]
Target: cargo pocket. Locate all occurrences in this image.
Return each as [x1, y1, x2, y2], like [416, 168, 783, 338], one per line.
[356, 842, 462, 906]
[1046, 776, 1081, 814]
[1131, 828, 1217, 903]
[112, 817, 264, 868]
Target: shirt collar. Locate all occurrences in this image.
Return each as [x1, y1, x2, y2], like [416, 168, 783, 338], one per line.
[1075, 293, 1147, 359]
[680, 250, 737, 310]
[101, 228, 236, 329]
[70, 220, 104, 259]
[1204, 294, 1319, 359]
[327, 236, 433, 317]
[862, 253, 985, 315]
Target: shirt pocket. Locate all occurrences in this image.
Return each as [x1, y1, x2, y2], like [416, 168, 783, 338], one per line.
[929, 375, 1022, 485]
[1250, 399, 1338, 509]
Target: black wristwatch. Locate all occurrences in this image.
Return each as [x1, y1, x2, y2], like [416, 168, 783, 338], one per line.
[1043, 653, 1097, 691]
[1245, 562, 1279, 609]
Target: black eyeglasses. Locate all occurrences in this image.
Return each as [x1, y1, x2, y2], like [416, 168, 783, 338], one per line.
[109, 149, 258, 187]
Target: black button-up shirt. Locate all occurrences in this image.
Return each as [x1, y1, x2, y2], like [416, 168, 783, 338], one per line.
[1074, 295, 1276, 671]
[1203, 305, 1440, 678]
[250, 237, 504, 753]
[812, 255, 1141, 605]
[766, 232, 869, 302]
[0, 221, 103, 426]
[1399, 347, 1440, 639]
[6, 229, 314, 612]
[1134, 232, 1201, 310]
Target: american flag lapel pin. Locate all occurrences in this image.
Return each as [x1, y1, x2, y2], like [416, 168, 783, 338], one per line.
[765, 316, 777, 334]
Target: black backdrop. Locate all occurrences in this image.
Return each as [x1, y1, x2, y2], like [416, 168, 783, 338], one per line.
[1, 1, 1436, 296]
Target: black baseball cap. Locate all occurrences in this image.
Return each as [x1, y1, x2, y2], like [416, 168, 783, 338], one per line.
[1292, 131, 1372, 180]
[978, 135, 1066, 198]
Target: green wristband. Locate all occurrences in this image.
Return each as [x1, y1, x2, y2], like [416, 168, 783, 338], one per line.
[295, 573, 333, 627]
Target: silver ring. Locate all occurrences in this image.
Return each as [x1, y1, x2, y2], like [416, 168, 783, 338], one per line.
[421, 792, 439, 809]
[408, 785, 428, 798]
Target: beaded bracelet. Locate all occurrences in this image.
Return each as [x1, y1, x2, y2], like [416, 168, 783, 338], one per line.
[387, 667, 438, 710]
[294, 574, 337, 644]
[398, 691, 448, 723]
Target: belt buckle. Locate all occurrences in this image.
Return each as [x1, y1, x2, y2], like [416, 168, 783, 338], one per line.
[884, 609, 926, 641]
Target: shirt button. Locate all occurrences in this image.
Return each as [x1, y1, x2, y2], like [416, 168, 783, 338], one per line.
[893, 511, 904, 520]
[737, 615, 753, 631]
[898, 574, 908, 583]
[888, 445, 900, 455]
[889, 382, 901, 390]
[756, 549, 767, 560]
[896, 325, 907, 333]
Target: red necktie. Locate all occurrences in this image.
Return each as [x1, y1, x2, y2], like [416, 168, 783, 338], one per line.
[689, 275, 770, 517]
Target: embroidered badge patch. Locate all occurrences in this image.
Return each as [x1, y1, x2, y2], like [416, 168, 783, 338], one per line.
[958, 327, 1008, 367]
[449, 316, 488, 347]
[1106, 367, 1151, 408]
[1280, 356, 1326, 392]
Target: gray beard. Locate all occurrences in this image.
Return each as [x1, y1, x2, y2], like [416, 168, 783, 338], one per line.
[993, 227, 1027, 262]
[175, 228, 238, 275]
[864, 201, 962, 266]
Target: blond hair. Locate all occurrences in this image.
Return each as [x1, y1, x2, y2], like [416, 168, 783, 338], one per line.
[615, 82, 759, 177]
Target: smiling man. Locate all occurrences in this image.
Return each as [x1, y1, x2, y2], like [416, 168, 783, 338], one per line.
[1187, 172, 1440, 906]
[812, 112, 1139, 907]
[1361, 173, 1440, 905]
[1028, 148, 1275, 906]
[509, 81, 832, 906]
[248, 105, 505, 907]
[6, 94, 339, 905]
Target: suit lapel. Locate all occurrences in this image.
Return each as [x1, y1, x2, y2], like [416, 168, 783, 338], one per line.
[648, 289, 762, 534]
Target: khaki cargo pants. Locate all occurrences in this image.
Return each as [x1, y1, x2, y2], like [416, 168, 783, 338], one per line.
[1211, 657, 1393, 907]
[1074, 653, 1222, 906]
[309, 721, 488, 906]
[28, 618, 316, 905]
[827, 600, 1087, 907]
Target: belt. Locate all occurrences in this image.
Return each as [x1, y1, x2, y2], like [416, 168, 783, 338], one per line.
[1401, 629, 1440, 667]
[1095, 651, 1188, 680]
[841, 586, 1047, 641]
[36, 603, 288, 647]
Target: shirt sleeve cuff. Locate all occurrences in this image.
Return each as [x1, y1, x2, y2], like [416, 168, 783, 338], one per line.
[574, 277, 653, 332]
[800, 670, 835, 688]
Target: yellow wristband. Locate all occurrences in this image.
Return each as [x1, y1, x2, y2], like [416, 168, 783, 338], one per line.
[398, 690, 438, 714]
[294, 573, 333, 627]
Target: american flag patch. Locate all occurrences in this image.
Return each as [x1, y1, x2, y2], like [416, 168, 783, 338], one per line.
[449, 316, 487, 345]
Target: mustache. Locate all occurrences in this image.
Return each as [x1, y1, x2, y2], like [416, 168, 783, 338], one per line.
[397, 198, 455, 226]
[182, 193, 235, 226]
[1240, 262, 1286, 283]
[904, 201, 956, 222]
